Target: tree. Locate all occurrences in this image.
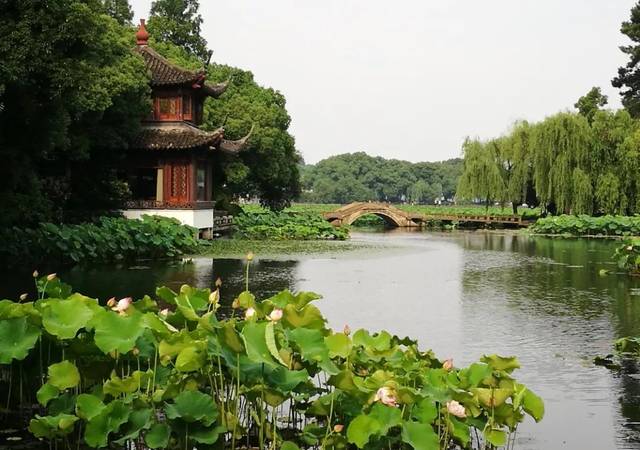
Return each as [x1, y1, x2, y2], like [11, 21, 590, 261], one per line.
[613, 2, 640, 117]
[456, 138, 504, 209]
[575, 87, 608, 124]
[148, 0, 209, 61]
[595, 172, 621, 214]
[0, 0, 149, 227]
[102, 0, 134, 25]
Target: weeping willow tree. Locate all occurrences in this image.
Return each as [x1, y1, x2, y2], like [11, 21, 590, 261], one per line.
[501, 121, 532, 213]
[618, 129, 640, 214]
[571, 168, 593, 214]
[456, 138, 504, 209]
[531, 113, 592, 214]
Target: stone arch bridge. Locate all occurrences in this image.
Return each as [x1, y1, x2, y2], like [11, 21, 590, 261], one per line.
[323, 202, 531, 228]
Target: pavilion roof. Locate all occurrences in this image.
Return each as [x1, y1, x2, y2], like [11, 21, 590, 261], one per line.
[131, 123, 251, 153]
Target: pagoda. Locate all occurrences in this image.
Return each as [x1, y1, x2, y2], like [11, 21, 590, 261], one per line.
[121, 19, 250, 236]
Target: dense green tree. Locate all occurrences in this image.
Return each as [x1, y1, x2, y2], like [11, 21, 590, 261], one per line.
[456, 139, 504, 209]
[0, 0, 149, 227]
[147, 0, 209, 61]
[613, 1, 640, 117]
[595, 172, 621, 214]
[102, 0, 133, 25]
[575, 87, 608, 124]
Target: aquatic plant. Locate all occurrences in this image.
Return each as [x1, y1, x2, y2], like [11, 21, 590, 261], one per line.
[530, 214, 640, 236]
[234, 210, 349, 240]
[0, 269, 544, 450]
[0, 215, 199, 267]
[613, 238, 640, 275]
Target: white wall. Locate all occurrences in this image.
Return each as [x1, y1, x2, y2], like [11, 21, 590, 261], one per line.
[123, 208, 214, 229]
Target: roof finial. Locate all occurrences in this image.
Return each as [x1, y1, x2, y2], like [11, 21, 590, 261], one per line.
[136, 19, 149, 46]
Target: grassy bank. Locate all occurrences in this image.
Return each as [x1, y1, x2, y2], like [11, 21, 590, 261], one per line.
[529, 215, 640, 237]
[197, 238, 366, 257]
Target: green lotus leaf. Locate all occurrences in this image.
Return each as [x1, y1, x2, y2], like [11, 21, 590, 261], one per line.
[75, 394, 106, 421]
[103, 371, 150, 396]
[265, 290, 295, 308]
[159, 331, 197, 362]
[242, 321, 276, 366]
[481, 354, 520, 372]
[175, 345, 205, 372]
[29, 414, 79, 439]
[42, 296, 94, 339]
[401, 421, 439, 450]
[156, 286, 177, 305]
[37, 382, 60, 406]
[462, 362, 492, 387]
[92, 309, 145, 354]
[84, 400, 130, 448]
[353, 329, 392, 352]
[48, 360, 80, 390]
[218, 321, 245, 353]
[142, 312, 172, 334]
[346, 415, 381, 448]
[0, 317, 41, 363]
[281, 441, 301, 450]
[483, 427, 506, 447]
[189, 424, 225, 444]
[164, 390, 218, 425]
[0, 300, 37, 319]
[325, 332, 352, 358]
[449, 416, 470, 446]
[293, 291, 322, 309]
[368, 403, 402, 434]
[175, 291, 204, 321]
[265, 365, 309, 392]
[263, 388, 287, 407]
[265, 321, 288, 366]
[48, 393, 75, 415]
[472, 388, 513, 408]
[144, 423, 170, 449]
[522, 388, 544, 422]
[412, 398, 438, 424]
[114, 408, 153, 444]
[328, 370, 359, 393]
[288, 327, 328, 363]
[236, 290, 256, 309]
[282, 303, 325, 330]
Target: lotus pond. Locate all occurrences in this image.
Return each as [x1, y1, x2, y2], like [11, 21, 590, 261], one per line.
[2, 230, 640, 450]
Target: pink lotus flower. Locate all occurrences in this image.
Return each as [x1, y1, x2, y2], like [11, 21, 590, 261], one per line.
[443, 358, 453, 371]
[269, 308, 283, 322]
[46, 273, 57, 281]
[446, 400, 466, 418]
[333, 424, 344, 433]
[106, 297, 116, 308]
[112, 297, 132, 315]
[375, 386, 399, 407]
[245, 307, 257, 319]
[343, 324, 351, 336]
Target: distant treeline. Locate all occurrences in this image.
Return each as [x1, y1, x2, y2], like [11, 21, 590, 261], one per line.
[299, 152, 462, 204]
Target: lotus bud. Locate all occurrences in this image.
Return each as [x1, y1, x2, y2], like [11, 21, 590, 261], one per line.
[343, 324, 351, 336]
[232, 298, 240, 309]
[246, 252, 254, 262]
[245, 307, 257, 320]
[215, 277, 222, 288]
[442, 358, 453, 371]
[112, 297, 132, 314]
[132, 347, 140, 356]
[46, 273, 57, 281]
[32, 270, 39, 278]
[374, 386, 399, 407]
[333, 424, 344, 433]
[19, 293, 28, 302]
[446, 400, 466, 418]
[159, 308, 169, 317]
[209, 290, 219, 304]
[627, 245, 634, 251]
[269, 308, 283, 322]
[106, 297, 117, 308]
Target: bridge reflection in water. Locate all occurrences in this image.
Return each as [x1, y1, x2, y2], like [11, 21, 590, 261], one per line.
[323, 202, 532, 228]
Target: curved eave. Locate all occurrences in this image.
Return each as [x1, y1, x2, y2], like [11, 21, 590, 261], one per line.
[200, 79, 230, 98]
[219, 125, 254, 153]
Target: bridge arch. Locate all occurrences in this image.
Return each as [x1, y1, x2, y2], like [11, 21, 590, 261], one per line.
[323, 202, 420, 228]
[341, 209, 410, 227]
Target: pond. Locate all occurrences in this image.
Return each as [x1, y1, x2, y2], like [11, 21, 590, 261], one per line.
[3, 230, 640, 450]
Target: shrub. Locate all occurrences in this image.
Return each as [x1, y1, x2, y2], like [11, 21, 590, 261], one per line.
[0, 215, 199, 266]
[234, 210, 349, 240]
[0, 274, 544, 450]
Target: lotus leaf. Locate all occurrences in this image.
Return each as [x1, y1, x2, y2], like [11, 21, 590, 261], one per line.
[281, 441, 301, 450]
[449, 416, 470, 445]
[84, 400, 130, 448]
[48, 360, 80, 390]
[368, 403, 402, 433]
[175, 345, 206, 372]
[401, 421, 439, 450]
[463, 362, 493, 387]
[156, 286, 177, 304]
[346, 415, 381, 448]
[288, 327, 339, 374]
[144, 423, 170, 449]
[522, 388, 545, 422]
[42, 296, 94, 339]
[113, 408, 152, 444]
[412, 398, 438, 424]
[75, 394, 106, 420]
[472, 387, 513, 408]
[325, 332, 352, 358]
[37, 383, 60, 406]
[219, 321, 244, 353]
[0, 316, 41, 363]
[164, 390, 218, 425]
[188, 424, 225, 444]
[265, 321, 288, 366]
[236, 290, 256, 309]
[483, 427, 507, 447]
[175, 286, 208, 320]
[29, 414, 79, 439]
[242, 321, 277, 365]
[265, 290, 295, 308]
[103, 370, 150, 396]
[481, 354, 520, 372]
[282, 303, 325, 329]
[92, 309, 145, 354]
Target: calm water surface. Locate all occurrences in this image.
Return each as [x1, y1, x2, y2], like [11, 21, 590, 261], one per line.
[6, 230, 640, 450]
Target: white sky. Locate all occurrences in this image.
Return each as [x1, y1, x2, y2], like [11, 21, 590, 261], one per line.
[130, 0, 636, 164]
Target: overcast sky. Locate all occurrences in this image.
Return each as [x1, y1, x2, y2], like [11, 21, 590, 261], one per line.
[131, 0, 636, 164]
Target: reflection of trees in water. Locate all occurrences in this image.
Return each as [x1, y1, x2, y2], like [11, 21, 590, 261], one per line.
[459, 233, 640, 445]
